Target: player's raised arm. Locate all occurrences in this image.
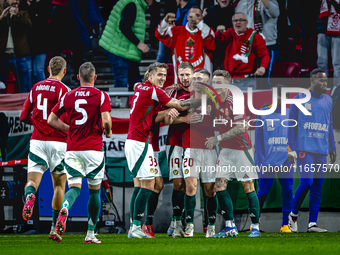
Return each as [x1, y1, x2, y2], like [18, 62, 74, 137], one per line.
[165, 97, 201, 111]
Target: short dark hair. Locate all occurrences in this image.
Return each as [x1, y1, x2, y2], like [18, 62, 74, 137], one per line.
[213, 70, 231, 83]
[147, 62, 168, 74]
[49, 56, 66, 76]
[79, 62, 95, 82]
[178, 62, 194, 72]
[189, 6, 202, 14]
[194, 68, 210, 78]
[310, 68, 327, 78]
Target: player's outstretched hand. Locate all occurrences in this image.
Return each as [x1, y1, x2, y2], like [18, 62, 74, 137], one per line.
[168, 108, 180, 118]
[330, 151, 336, 164]
[104, 129, 112, 138]
[190, 113, 202, 124]
[205, 137, 218, 150]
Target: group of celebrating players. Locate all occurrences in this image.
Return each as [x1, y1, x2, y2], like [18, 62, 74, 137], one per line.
[19, 56, 336, 243]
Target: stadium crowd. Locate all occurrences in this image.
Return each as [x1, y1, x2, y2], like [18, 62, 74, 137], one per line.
[0, 0, 339, 244]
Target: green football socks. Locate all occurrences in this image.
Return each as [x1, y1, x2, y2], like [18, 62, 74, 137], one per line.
[145, 191, 159, 225]
[88, 189, 101, 231]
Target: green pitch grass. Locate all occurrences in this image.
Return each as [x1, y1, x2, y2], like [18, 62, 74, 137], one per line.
[1, 233, 340, 255]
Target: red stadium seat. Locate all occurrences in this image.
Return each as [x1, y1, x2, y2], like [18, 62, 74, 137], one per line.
[6, 71, 16, 93]
[302, 37, 318, 74]
[271, 62, 301, 87]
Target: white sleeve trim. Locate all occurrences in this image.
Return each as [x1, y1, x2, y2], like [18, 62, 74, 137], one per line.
[152, 88, 159, 102]
[101, 92, 105, 106]
[58, 87, 63, 100]
[158, 19, 171, 35]
[60, 95, 65, 109]
[197, 21, 211, 39]
[29, 91, 33, 103]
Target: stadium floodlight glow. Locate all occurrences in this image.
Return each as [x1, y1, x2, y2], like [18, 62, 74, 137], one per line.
[200, 84, 312, 116]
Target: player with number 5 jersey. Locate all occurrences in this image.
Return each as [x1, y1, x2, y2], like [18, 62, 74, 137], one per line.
[49, 62, 112, 244]
[20, 56, 70, 242]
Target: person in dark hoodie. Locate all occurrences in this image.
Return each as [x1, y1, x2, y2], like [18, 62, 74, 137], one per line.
[204, 0, 235, 70]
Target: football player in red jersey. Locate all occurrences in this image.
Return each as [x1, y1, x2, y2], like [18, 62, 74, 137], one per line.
[126, 62, 201, 238]
[20, 56, 70, 242]
[48, 62, 112, 244]
[205, 70, 259, 238]
[165, 62, 194, 237]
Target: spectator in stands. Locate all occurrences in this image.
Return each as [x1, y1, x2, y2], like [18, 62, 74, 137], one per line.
[100, 0, 153, 91]
[0, 112, 9, 162]
[317, 0, 340, 88]
[24, 0, 51, 90]
[157, 0, 199, 63]
[0, 0, 31, 93]
[51, 0, 102, 83]
[216, 12, 269, 90]
[236, 0, 280, 87]
[204, 0, 235, 70]
[155, 7, 216, 83]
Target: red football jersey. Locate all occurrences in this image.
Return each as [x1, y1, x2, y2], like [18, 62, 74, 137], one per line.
[52, 85, 111, 151]
[127, 80, 172, 143]
[166, 89, 191, 147]
[217, 90, 252, 150]
[182, 95, 216, 149]
[156, 20, 216, 83]
[21, 78, 70, 142]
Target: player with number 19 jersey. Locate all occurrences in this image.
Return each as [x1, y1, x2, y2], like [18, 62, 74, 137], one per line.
[21, 78, 70, 142]
[52, 85, 111, 151]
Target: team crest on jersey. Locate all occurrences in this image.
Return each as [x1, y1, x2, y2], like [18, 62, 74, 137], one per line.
[225, 108, 229, 116]
[216, 102, 220, 110]
[305, 103, 311, 111]
[184, 169, 189, 175]
[207, 105, 212, 114]
[185, 38, 195, 60]
[155, 169, 158, 175]
[173, 169, 179, 175]
[150, 168, 154, 174]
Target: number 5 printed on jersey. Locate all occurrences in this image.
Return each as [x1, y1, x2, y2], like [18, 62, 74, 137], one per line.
[75, 99, 88, 125]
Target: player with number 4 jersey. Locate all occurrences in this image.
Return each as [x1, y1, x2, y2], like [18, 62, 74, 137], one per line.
[20, 57, 70, 242]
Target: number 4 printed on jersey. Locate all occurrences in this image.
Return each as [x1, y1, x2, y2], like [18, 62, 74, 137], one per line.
[37, 93, 48, 120]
